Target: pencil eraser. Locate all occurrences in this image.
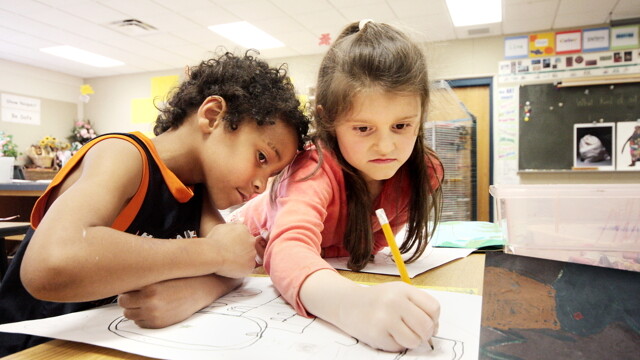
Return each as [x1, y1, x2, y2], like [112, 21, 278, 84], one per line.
[375, 208, 388, 225]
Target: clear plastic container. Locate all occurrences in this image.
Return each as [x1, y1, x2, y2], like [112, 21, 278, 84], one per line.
[490, 184, 640, 272]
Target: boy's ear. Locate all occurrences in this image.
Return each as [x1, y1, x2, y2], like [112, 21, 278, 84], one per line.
[198, 96, 226, 133]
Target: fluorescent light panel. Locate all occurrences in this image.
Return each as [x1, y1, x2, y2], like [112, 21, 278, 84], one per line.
[446, 0, 502, 27]
[40, 45, 124, 67]
[209, 21, 284, 49]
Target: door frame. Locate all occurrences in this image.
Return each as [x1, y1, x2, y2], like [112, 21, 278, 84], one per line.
[447, 77, 494, 221]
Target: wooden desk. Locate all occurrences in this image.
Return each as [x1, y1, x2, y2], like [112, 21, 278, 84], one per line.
[0, 222, 30, 278]
[0, 182, 47, 222]
[2, 253, 485, 359]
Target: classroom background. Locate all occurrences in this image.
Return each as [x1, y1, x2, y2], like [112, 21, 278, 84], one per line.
[1, 0, 639, 223]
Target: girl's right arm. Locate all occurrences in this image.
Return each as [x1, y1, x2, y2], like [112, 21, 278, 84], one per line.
[21, 139, 255, 302]
[299, 269, 439, 352]
[258, 153, 439, 352]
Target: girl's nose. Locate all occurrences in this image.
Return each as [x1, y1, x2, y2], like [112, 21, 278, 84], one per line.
[375, 131, 395, 154]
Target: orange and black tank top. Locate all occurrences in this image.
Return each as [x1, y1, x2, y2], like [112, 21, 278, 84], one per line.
[0, 132, 203, 356]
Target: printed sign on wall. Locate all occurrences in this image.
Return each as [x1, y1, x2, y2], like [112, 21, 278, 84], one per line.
[583, 27, 610, 52]
[529, 32, 555, 57]
[1, 93, 41, 125]
[556, 30, 582, 54]
[611, 25, 639, 50]
[504, 36, 529, 59]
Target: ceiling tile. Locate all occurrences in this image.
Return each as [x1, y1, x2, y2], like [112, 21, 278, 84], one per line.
[387, 0, 449, 17]
[216, 0, 289, 21]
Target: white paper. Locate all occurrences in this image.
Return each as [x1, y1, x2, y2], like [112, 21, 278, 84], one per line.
[0, 277, 481, 360]
[326, 245, 474, 278]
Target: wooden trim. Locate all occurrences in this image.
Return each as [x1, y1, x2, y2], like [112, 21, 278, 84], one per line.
[558, 74, 640, 87]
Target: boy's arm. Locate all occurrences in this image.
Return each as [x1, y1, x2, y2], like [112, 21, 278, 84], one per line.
[299, 269, 439, 352]
[21, 139, 255, 302]
[117, 274, 242, 328]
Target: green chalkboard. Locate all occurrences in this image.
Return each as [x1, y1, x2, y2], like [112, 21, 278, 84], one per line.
[518, 82, 640, 170]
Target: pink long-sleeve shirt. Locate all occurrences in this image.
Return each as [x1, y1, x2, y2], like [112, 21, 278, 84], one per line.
[232, 147, 443, 317]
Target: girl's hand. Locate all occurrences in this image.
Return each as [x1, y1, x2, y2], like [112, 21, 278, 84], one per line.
[118, 275, 241, 328]
[206, 223, 256, 278]
[338, 282, 439, 352]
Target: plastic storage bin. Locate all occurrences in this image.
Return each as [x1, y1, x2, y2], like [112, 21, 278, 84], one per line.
[490, 184, 640, 272]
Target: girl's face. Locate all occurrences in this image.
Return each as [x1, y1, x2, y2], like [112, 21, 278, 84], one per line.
[334, 89, 421, 193]
[205, 118, 298, 210]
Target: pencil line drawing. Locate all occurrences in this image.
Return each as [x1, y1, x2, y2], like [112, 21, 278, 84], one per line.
[106, 279, 467, 359]
[0, 277, 481, 360]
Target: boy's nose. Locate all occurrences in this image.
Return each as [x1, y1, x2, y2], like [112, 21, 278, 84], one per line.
[252, 176, 267, 194]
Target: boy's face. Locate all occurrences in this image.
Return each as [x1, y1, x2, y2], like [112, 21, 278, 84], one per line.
[334, 89, 421, 190]
[205, 117, 298, 210]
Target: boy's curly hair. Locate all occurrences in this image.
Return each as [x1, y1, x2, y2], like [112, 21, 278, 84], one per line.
[154, 50, 309, 150]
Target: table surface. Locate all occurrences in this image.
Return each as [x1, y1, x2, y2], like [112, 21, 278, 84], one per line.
[2, 253, 485, 359]
[479, 251, 640, 360]
[0, 222, 30, 237]
[0, 181, 48, 197]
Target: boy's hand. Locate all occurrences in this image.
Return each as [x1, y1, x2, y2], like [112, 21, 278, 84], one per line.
[118, 275, 242, 329]
[254, 229, 269, 266]
[206, 223, 256, 278]
[338, 282, 439, 352]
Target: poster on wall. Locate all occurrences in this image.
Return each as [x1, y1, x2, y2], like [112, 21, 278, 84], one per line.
[556, 30, 582, 54]
[529, 32, 555, 57]
[616, 121, 640, 171]
[573, 122, 615, 170]
[1, 93, 41, 125]
[504, 35, 529, 59]
[611, 25, 640, 50]
[583, 27, 610, 52]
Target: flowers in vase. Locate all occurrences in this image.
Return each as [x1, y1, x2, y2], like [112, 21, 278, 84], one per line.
[70, 120, 97, 145]
[29, 136, 70, 168]
[0, 131, 20, 158]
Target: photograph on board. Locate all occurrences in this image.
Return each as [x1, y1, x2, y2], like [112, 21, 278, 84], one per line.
[616, 121, 640, 171]
[573, 122, 615, 170]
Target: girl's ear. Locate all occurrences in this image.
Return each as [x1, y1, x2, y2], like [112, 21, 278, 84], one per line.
[315, 105, 324, 119]
[198, 96, 227, 133]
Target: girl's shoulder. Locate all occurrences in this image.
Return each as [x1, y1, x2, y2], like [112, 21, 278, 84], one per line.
[288, 144, 342, 181]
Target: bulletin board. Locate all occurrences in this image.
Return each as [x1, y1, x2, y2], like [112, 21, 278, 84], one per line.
[518, 82, 640, 170]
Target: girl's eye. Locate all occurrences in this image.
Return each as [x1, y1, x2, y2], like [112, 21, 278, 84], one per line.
[353, 126, 370, 133]
[394, 123, 410, 130]
[258, 152, 267, 165]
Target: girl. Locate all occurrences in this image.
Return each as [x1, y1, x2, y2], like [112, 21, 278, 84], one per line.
[233, 21, 444, 352]
[0, 51, 310, 356]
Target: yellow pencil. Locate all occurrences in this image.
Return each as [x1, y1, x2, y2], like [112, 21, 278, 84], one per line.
[376, 208, 435, 350]
[375, 208, 412, 285]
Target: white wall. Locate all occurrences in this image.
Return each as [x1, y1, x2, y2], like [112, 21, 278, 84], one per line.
[1, 34, 634, 185]
[84, 36, 504, 135]
[0, 59, 83, 164]
[84, 69, 183, 135]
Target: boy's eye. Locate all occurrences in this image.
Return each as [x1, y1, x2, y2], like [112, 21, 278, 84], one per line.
[394, 123, 410, 130]
[258, 152, 267, 165]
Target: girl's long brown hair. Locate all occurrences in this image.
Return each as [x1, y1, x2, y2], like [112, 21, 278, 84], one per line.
[314, 21, 443, 271]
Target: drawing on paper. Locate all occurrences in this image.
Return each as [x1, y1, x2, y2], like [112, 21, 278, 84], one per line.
[0, 277, 481, 360]
[108, 281, 465, 359]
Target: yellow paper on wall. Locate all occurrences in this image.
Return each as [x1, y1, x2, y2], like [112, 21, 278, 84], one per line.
[151, 75, 179, 101]
[131, 98, 157, 125]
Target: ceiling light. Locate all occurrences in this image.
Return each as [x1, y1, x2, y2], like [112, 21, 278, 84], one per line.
[446, 0, 502, 27]
[40, 46, 124, 67]
[208, 21, 284, 49]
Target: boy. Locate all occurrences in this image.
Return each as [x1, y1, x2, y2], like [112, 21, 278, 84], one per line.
[0, 51, 310, 355]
